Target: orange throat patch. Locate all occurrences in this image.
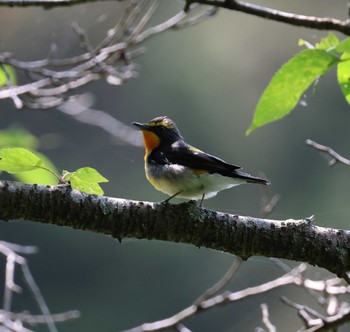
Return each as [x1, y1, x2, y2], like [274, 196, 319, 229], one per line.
[142, 131, 160, 158]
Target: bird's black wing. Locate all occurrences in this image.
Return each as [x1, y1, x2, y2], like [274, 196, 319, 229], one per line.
[152, 142, 268, 185]
[157, 142, 242, 174]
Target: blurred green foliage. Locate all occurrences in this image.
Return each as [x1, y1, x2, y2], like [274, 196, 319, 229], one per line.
[0, 64, 16, 87]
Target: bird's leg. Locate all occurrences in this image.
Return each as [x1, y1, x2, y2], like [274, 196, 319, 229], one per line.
[199, 193, 205, 207]
[161, 191, 181, 204]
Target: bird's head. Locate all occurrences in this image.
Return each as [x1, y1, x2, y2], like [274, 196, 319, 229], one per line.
[133, 116, 182, 153]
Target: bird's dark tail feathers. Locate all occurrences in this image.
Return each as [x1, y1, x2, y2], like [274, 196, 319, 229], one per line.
[235, 171, 269, 185]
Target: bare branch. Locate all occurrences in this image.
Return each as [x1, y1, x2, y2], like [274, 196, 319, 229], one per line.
[260, 303, 276, 332]
[186, 0, 350, 35]
[0, 0, 111, 7]
[124, 264, 307, 332]
[281, 296, 350, 331]
[0, 310, 80, 324]
[0, 2, 217, 109]
[57, 93, 143, 146]
[0, 241, 79, 331]
[260, 185, 280, 218]
[306, 139, 350, 166]
[124, 262, 350, 332]
[193, 257, 242, 305]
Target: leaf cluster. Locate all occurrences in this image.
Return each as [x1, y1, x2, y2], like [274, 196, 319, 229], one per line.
[0, 147, 108, 195]
[247, 33, 350, 134]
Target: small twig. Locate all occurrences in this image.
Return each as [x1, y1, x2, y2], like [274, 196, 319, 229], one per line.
[20, 262, 58, 332]
[281, 294, 350, 331]
[173, 5, 218, 29]
[260, 192, 280, 218]
[0, 241, 37, 255]
[269, 258, 292, 273]
[131, 10, 187, 44]
[282, 296, 325, 320]
[57, 93, 143, 146]
[193, 256, 242, 305]
[306, 139, 350, 166]
[260, 303, 276, 332]
[0, 310, 80, 324]
[175, 324, 192, 332]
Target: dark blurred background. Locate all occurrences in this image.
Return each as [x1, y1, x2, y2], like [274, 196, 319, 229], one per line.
[1, 1, 350, 331]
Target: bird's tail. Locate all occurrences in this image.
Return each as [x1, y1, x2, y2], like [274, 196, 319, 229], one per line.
[235, 171, 269, 185]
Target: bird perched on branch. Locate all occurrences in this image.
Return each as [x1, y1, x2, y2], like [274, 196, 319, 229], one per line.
[133, 116, 268, 205]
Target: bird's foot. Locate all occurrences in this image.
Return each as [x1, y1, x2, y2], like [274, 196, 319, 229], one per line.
[160, 191, 182, 204]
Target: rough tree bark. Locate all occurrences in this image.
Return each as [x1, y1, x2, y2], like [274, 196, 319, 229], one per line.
[0, 180, 349, 279]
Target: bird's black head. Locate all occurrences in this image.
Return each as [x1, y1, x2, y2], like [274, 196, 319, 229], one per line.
[133, 116, 183, 144]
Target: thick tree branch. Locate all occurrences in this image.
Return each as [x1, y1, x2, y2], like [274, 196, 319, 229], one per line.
[186, 0, 350, 35]
[1, 181, 350, 279]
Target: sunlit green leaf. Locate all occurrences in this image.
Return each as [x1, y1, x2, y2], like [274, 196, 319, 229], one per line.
[65, 167, 108, 195]
[337, 52, 350, 104]
[315, 33, 340, 51]
[335, 38, 350, 54]
[74, 167, 108, 183]
[0, 148, 43, 173]
[14, 152, 59, 185]
[247, 49, 338, 135]
[0, 64, 17, 87]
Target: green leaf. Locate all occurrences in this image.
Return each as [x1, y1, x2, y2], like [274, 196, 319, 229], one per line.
[66, 167, 108, 195]
[74, 167, 108, 183]
[14, 152, 59, 185]
[315, 33, 340, 51]
[335, 37, 350, 54]
[0, 65, 17, 87]
[0, 148, 44, 173]
[337, 52, 350, 104]
[246, 49, 339, 135]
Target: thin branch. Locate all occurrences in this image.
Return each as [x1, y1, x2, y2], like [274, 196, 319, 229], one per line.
[0, 241, 79, 331]
[186, 0, 350, 35]
[193, 257, 242, 305]
[306, 139, 350, 166]
[57, 93, 143, 146]
[0, 310, 80, 324]
[1, 180, 350, 279]
[260, 184, 280, 218]
[20, 263, 58, 332]
[124, 264, 307, 332]
[0, 0, 107, 7]
[281, 296, 350, 331]
[260, 303, 276, 332]
[0, 2, 217, 109]
[132, 263, 350, 332]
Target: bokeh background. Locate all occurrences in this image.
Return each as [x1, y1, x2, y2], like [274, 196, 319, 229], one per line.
[1, 1, 350, 331]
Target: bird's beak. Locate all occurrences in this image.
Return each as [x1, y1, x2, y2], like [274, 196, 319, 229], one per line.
[132, 122, 151, 131]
